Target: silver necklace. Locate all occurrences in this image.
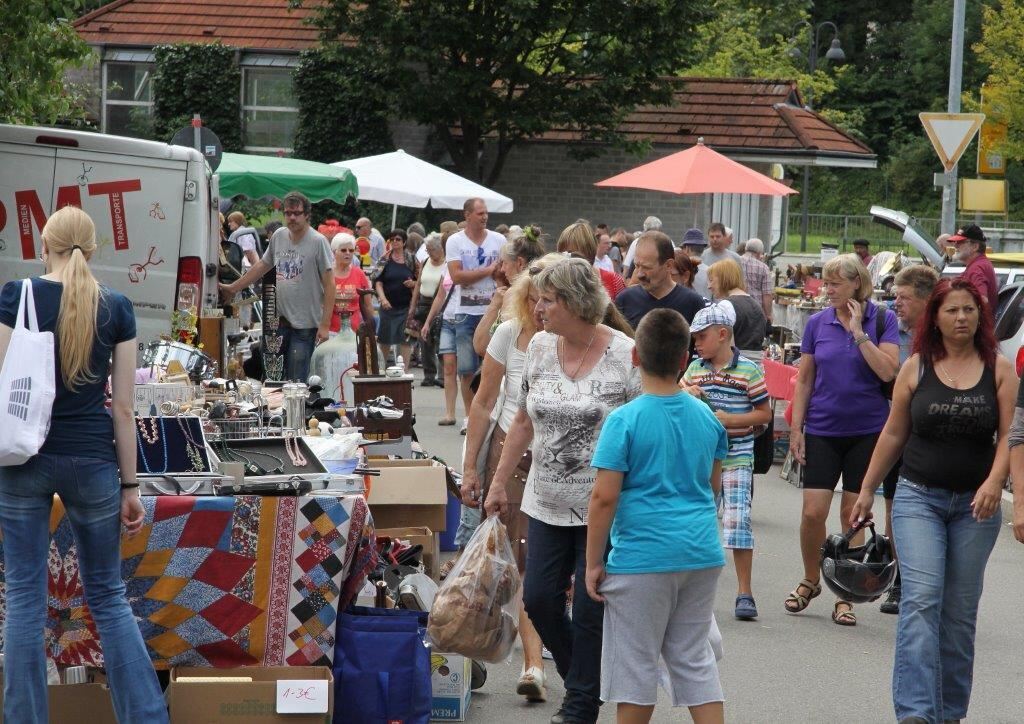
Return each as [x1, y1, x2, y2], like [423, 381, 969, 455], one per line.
[560, 329, 598, 379]
[938, 358, 974, 384]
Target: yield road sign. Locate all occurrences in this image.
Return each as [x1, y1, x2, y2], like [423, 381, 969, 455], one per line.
[920, 112, 985, 172]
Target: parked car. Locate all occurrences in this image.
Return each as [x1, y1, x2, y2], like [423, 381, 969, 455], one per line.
[870, 206, 1024, 369]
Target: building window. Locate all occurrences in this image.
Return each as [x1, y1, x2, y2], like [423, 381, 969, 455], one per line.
[242, 67, 298, 153]
[103, 62, 155, 139]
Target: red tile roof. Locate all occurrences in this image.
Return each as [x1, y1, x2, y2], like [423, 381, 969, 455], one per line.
[517, 77, 874, 160]
[74, 0, 323, 52]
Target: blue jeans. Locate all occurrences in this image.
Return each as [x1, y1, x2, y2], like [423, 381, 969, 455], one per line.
[453, 503, 481, 549]
[280, 324, 317, 382]
[891, 477, 1000, 723]
[450, 314, 482, 376]
[0, 454, 168, 724]
[524, 517, 603, 720]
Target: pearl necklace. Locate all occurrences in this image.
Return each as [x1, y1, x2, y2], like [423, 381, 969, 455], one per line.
[284, 433, 307, 467]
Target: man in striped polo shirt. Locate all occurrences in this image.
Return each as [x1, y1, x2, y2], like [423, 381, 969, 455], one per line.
[682, 301, 771, 621]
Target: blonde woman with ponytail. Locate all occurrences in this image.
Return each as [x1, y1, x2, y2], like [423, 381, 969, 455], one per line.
[0, 206, 168, 723]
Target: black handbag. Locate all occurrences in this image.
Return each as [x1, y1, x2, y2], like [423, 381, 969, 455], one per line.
[753, 417, 775, 475]
[429, 286, 454, 349]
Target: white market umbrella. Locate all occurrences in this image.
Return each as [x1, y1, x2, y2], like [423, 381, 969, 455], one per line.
[332, 149, 513, 228]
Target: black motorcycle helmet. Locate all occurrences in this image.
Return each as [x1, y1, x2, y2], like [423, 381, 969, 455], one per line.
[820, 521, 897, 603]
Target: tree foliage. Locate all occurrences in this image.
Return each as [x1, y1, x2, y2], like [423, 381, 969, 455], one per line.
[976, 0, 1024, 161]
[151, 43, 242, 152]
[297, 0, 711, 185]
[292, 48, 394, 164]
[0, 0, 92, 124]
[681, 1, 840, 104]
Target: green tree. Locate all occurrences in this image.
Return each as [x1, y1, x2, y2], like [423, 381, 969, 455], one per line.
[0, 0, 92, 124]
[976, 0, 1024, 161]
[292, 48, 394, 164]
[682, 1, 840, 103]
[296, 0, 711, 185]
[151, 43, 243, 152]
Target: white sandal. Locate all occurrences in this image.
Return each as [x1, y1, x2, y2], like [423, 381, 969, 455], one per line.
[516, 666, 546, 702]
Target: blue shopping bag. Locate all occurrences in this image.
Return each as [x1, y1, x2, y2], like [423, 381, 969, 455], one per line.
[333, 606, 432, 724]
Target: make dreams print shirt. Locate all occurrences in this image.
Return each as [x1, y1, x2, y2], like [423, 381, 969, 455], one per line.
[518, 329, 642, 526]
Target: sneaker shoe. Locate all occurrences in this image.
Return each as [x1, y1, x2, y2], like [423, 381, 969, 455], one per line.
[516, 666, 547, 702]
[880, 584, 901, 615]
[460, 417, 468, 435]
[735, 594, 758, 620]
[541, 646, 554, 660]
[420, 378, 437, 387]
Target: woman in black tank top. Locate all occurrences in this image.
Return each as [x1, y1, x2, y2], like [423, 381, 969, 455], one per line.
[850, 278, 1018, 723]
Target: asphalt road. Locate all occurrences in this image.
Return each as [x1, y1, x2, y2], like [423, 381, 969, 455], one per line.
[405, 367, 1024, 723]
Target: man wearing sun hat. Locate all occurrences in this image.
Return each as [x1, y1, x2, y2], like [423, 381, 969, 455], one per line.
[950, 224, 998, 316]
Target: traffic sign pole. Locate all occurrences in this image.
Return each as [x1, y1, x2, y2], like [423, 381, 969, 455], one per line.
[942, 0, 966, 236]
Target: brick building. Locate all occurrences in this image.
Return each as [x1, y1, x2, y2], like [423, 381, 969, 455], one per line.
[72, 1, 875, 242]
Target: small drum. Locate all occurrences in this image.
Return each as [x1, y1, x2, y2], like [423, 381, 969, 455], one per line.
[143, 340, 215, 381]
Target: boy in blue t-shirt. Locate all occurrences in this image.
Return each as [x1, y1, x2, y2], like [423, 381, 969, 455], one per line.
[681, 301, 771, 622]
[586, 309, 728, 724]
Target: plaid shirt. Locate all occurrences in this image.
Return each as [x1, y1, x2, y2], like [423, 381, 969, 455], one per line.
[740, 253, 772, 300]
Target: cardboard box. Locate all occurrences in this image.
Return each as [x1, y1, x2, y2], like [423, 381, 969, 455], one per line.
[167, 666, 333, 724]
[377, 526, 440, 580]
[430, 653, 471, 721]
[368, 460, 449, 532]
[0, 680, 118, 724]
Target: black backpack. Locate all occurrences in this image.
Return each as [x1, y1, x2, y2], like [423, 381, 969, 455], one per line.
[219, 239, 245, 283]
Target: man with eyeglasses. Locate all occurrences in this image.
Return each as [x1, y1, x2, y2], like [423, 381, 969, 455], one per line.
[220, 190, 335, 382]
[354, 217, 386, 266]
[445, 197, 507, 433]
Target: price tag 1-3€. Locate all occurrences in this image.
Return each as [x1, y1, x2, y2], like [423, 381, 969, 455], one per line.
[276, 679, 329, 713]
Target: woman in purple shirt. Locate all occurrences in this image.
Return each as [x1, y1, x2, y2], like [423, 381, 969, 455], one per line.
[784, 255, 899, 626]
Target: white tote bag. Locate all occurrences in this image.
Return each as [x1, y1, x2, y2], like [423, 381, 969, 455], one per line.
[0, 280, 56, 466]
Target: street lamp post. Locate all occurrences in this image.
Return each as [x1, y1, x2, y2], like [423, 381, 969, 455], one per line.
[789, 21, 847, 253]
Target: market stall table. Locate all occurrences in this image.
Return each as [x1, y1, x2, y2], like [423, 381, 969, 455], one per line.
[0, 494, 375, 670]
[771, 300, 823, 341]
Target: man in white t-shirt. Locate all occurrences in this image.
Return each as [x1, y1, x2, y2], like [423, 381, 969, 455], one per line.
[622, 215, 663, 273]
[445, 198, 505, 424]
[594, 232, 615, 273]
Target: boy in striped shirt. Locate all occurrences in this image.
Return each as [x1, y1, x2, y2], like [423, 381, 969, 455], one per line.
[682, 301, 771, 620]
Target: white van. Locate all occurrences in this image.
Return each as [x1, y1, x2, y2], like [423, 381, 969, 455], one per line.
[0, 124, 221, 358]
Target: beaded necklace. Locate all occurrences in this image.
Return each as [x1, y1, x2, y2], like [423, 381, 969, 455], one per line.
[137, 417, 168, 474]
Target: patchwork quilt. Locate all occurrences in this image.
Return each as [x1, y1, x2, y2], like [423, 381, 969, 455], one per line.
[0, 494, 376, 669]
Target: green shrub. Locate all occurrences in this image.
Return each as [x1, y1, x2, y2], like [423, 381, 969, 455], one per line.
[152, 43, 242, 152]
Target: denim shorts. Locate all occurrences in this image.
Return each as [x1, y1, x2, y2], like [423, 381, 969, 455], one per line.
[437, 314, 482, 375]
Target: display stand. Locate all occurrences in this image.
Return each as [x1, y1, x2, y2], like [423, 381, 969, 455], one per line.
[352, 376, 414, 450]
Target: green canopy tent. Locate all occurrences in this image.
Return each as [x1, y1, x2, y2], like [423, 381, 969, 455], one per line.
[216, 152, 359, 202]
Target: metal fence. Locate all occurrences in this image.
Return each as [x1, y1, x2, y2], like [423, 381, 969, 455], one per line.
[783, 213, 1024, 254]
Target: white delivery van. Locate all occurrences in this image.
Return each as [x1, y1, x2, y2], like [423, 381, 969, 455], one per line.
[0, 124, 221, 358]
